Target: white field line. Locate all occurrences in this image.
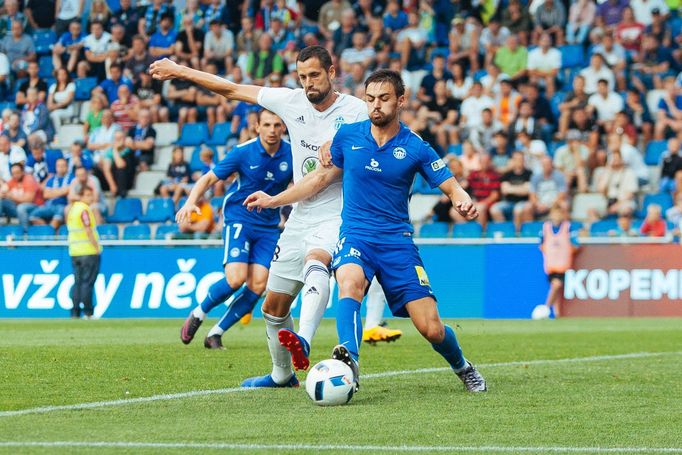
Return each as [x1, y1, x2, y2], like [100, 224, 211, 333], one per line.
[0, 441, 681, 453]
[1, 351, 680, 419]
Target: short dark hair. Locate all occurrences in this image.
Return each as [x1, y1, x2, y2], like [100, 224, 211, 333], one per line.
[109, 63, 122, 72]
[297, 45, 333, 71]
[364, 69, 405, 98]
[10, 162, 23, 171]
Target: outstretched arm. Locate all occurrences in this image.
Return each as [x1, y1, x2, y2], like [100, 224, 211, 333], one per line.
[439, 176, 478, 220]
[244, 165, 343, 211]
[149, 58, 262, 104]
[176, 171, 219, 224]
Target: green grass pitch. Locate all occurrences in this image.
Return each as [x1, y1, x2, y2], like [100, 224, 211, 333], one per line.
[1, 318, 681, 454]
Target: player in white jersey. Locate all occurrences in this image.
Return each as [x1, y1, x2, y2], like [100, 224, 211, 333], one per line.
[150, 46, 397, 387]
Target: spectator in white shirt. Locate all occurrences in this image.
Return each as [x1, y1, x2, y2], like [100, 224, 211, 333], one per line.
[607, 133, 649, 186]
[396, 11, 427, 72]
[87, 109, 120, 158]
[579, 53, 615, 95]
[527, 32, 561, 97]
[630, 0, 669, 26]
[459, 81, 495, 129]
[479, 17, 510, 67]
[47, 67, 76, 130]
[587, 79, 624, 128]
[203, 19, 234, 74]
[82, 20, 111, 81]
[0, 134, 26, 182]
[340, 31, 376, 74]
[591, 34, 626, 90]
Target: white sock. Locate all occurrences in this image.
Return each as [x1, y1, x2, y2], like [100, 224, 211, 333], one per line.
[297, 260, 330, 346]
[365, 278, 386, 330]
[264, 310, 294, 384]
[207, 325, 224, 337]
[192, 306, 206, 320]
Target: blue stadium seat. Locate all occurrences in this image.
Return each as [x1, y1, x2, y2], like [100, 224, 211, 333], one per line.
[56, 224, 68, 239]
[639, 193, 674, 218]
[644, 140, 668, 165]
[550, 92, 565, 120]
[419, 222, 449, 238]
[27, 225, 55, 240]
[190, 146, 218, 172]
[176, 197, 188, 209]
[452, 222, 483, 238]
[74, 77, 98, 101]
[45, 149, 64, 173]
[96, 224, 119, 240]
[0, 101, 16, 112]
[485, 221, 516, 238]
[590, 220, 618, 236]
[38, 55, 54, 79]
[210, 196, 223, 212]
[560, 45, 584, 69]
[548, 141, 565, 158]
[33, 30, 56, 55]
[447, 143, 462, 156]
[520, 221, 544, 238]
[139, 198, 175, 223]
[0, 225, 24, 240]
[107, 198, 143, 223]
[206, 122, 232, 146]
[122, 224, 151, 240]
[155, 224, 179, 239]
[570, 221, 584, 233]
[473, 69, 487, 81]
[176, 123, 209, 146]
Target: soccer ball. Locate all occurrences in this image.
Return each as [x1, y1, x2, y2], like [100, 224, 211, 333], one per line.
[531, 304, 551, 320]
[305, 359, 355, 406]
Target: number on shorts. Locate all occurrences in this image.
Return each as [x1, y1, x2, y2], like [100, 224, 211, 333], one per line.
[233, 223, 243, 239]
[334, 237, 346, 255]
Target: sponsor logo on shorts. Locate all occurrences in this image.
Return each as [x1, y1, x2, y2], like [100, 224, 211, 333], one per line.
[230, 247, 241, 258]
[431, 159, 446, 171]
[349, 248, 361, 258]
[393, 147, 406, 160]
[415, 266, 430, 286]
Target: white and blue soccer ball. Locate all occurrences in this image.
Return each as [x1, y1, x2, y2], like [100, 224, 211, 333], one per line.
[305, 359, 355, 406]
[531, 304, 551, 320]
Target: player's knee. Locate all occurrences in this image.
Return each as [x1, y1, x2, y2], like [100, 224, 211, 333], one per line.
[225, 270, 247, 288]
[337, 278, 365, 301]
[261, 295, 290, 318]
[420, 321, 445, 344]
[246, 277, 267, 295]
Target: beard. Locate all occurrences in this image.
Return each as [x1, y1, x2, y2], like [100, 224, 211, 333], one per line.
[369, 109, 397, 127]
[305, 86, 331, 104]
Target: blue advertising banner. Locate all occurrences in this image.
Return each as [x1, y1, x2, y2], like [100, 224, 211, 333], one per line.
[0, 244, 547, 319]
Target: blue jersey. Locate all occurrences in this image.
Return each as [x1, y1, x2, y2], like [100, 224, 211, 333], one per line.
[331, 120, 451, 242]
[213, 137, 293, 228]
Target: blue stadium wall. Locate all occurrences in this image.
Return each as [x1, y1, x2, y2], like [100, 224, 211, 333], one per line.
[0, 244, 547, 319]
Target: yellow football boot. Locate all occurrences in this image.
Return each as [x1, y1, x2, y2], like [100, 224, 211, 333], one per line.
[362, 326, 402, 344]
[239, 312, 253, 326]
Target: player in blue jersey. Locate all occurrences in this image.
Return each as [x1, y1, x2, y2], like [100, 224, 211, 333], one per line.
[246, 70, 487, 392]
[177, 110, 293, 350]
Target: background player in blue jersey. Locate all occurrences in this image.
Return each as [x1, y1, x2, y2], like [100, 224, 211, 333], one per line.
[177, 110, 293, 349]
[246, 70, 487, 392]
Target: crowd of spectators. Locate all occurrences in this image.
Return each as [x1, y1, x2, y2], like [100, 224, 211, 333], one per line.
[0, 0, 681, 241]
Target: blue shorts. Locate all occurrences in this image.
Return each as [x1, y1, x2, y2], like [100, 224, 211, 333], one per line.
[331, 234, 435, 317]
[222, 221, 280, 269]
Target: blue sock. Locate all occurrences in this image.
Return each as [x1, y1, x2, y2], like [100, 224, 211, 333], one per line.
[432, 325, 466, 371]
[336, 297, 362, 362]
[216, 287, 261, 332]
[200, 279, 238, 314]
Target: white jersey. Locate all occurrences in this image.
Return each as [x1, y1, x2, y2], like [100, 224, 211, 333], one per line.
[257, 87, 368, 225]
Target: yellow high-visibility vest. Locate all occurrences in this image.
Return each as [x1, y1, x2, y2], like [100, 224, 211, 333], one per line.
[67, 201, 101, 257]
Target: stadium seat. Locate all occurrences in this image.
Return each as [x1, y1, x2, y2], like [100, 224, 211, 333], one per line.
[96, 224, 119, 240]
[452, 222, 483, 238]
[153, 123, 179, 147]
[419, 222, 449, 238]
[520, 221, 544, 238]
[0, 101, 16, 112]
[45, 149, 64, 173]
[571, 193, 607, 222]
[206, 122, 232, 146]
[644, 141, 667, 165]
[122, 224, 151, 240]
[107, 198, 143, 223]
[473, 69, 487, 81]
[54, 124, 84, 149]
[447, 143, 462, 156]
[550, 92, 565, 120]
[176, 123, 209, 146]
[26, 225, 55, 240]
[33, 30, 56, 55]
[74, 77, 98, 101]
[56, 224, 68, 240]
[131, 171, 164, 196]
[570, 221, 584, 233]
[0, 225, 24, 240]
[590, 220, 618, 236]
[38, 55, 54, 79]
[485, 221, 516, 238]
[548, 141, 565, 158]
[155, 224, 179, 240]
[140, 198, 175, 223]
[210, 196, 224, 213]
[639, 193, 673, 218]
[560, 45, 584, 69]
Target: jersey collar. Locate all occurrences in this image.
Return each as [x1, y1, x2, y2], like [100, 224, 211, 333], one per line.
[256, 137, 284, 158]
[363, 120, 412, 149]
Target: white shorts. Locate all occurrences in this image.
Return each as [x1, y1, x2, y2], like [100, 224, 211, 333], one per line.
[266, 216, 341, 296]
